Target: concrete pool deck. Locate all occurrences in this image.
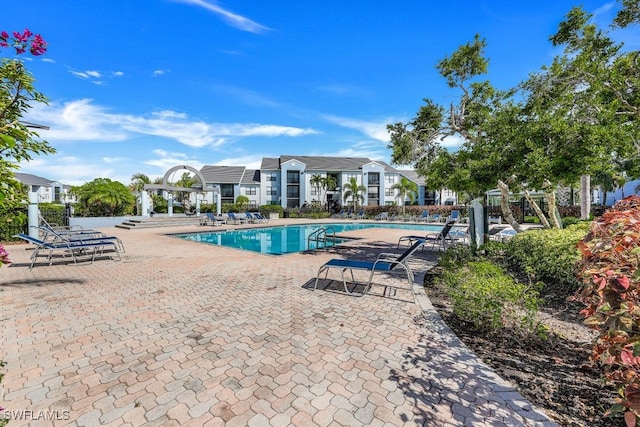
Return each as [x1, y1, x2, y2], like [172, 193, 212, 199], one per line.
[0, 219, 556, 426]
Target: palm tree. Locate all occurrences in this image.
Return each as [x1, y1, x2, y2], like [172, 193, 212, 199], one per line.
[391, 177, 418, 215]
[342, 176, 366, 210]
[129, 173, 151, 194]
[310, 174, 323, 204]
[321, 175, 337, 209]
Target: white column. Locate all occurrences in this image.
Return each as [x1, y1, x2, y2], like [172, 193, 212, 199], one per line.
[168, 193, 173, 216]
[28, 185, 40, 238]
[216, 192, 222, 216]
[140, 191, 150, 217]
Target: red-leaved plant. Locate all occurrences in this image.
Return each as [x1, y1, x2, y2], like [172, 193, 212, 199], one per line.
[575, 195, 640, 426]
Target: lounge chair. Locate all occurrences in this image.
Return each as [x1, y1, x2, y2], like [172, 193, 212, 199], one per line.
[201, 212, 224, 226]
[426, 213, 442, 223]
[226, 212, 247, 225]
[40, 225, 125, 253]
[245, 212, 259, 223]
[332, 209, 345, 218]
[254, 212, 269, 223]
[448, 210, 461, 222]
[449, 225, 470, 244]
[374, 212, 389, 221]
[416, 210, 430, 222]
[354, 209, 365, 219]
[14, 233, 121, 269]
[397, 221, 457, 251]
[490, 228, 517, 242]
[313, 239, 425, 302]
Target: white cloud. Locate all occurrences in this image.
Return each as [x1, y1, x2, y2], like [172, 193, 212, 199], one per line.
[19, 157, 114, 186]
[321, 114, 392, 142]
[103, 156, 127, 164]
[27, 99, 318, 148]
[145, 149, 204, 171]
[152, 69, 168, 77]
[216, 154, 265, 169]
[172, 0, 271, 33]
[112, 71, 124, 77]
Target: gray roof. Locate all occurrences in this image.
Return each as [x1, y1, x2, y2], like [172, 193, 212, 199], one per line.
[200, 166, 246, 184]
[398, 170, 426, 186]
[260, 155, 400, 173]
[260, 157, 280, 170]
[241, 169, 260, 185]
[14, 172, 55, 186]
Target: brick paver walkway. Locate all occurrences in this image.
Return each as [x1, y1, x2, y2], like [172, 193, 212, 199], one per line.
[0, 220, 556, 426]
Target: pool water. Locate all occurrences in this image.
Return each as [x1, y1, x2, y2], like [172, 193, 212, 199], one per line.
[173, 222, 444, 255]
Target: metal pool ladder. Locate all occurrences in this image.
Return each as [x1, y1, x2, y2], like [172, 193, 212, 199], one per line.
[308, 227, 336, 250]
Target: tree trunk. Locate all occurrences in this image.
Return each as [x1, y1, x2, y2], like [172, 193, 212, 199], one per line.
[543, 180, 561, 228]
[523, 190, 551, 229]
[497, 180, 523, 232]
[580, 175, 591, 219]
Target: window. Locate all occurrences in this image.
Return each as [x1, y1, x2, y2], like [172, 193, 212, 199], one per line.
[385, 188, 394, 197]
[344, 172, 358, 181]
[287, 185, 299, 208]
[266, 186, 277, 196]
[249, 201, 257, 208]
[368, 172, 380, 185]
[310, 187, 319, 196]
[286, 170, 300, 184]
[245, 187, 256, 196]
[287, 185, 299, 198]
[386, 175, 395, 184]
[220, 184, 234, 204]
[267, 173, 277, 181]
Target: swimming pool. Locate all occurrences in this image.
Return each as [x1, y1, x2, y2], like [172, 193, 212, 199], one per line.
[173, 222, 445, 255]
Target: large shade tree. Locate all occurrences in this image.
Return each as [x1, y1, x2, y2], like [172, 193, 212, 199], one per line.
[387, 1, 639, 229]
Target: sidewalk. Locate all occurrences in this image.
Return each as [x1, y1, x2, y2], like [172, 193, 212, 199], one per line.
[0, 222, 556, 426]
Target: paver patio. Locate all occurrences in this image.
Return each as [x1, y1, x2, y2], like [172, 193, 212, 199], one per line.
[0, 220, 557, 426]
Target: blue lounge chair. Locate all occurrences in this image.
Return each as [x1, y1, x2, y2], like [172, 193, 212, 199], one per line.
[245, 212, 258, 223]
[14, 233, 121, 269]
[426, 213, 442, 223]
[254, 212, 269, 223]
[313, 239, 425, 302]
[226, 212, 247, 225]
[374, 212, 389, 221]
[201, 212, 224, 226]
[448, 210, 461, 222]
[416, 210, 430, 222]
[397, 221, 457, 251]
[39, 225, 125, 253]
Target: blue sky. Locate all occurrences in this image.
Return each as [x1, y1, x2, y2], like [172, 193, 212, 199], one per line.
[6, 0, 636, 186]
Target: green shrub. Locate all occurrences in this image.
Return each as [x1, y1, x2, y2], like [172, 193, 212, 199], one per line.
[259, 204, 284, 216]
[561, 216, 582, 227]
[502, 223, 590, 297]
[440, 260, 542, 335]
[438, 244, 477, 270]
